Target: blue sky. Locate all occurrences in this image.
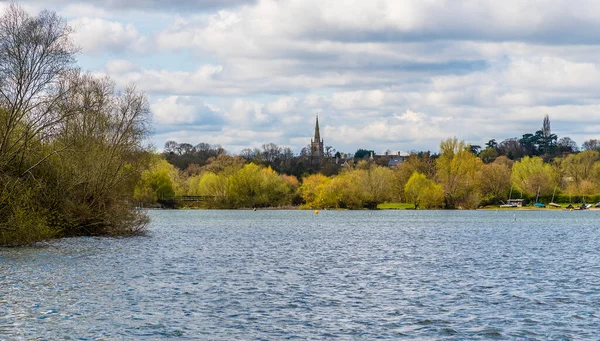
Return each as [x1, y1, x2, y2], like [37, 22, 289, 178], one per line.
[8, 0, 600, 154]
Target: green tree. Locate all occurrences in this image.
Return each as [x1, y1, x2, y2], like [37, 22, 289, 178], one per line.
[354, 149, 375, 159]
[479, 147, 498, 164]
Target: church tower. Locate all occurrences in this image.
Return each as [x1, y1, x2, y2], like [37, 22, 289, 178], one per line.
[311, 115, 324, 159]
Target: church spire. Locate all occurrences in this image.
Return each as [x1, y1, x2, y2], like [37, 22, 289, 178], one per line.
[310, 114, 324, 161]
[314, 115, 321, 142]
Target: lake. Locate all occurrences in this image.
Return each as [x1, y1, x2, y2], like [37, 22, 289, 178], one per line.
[1, 210, 599, 340]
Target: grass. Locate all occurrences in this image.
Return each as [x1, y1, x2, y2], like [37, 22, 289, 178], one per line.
[377, 202, 415, 210]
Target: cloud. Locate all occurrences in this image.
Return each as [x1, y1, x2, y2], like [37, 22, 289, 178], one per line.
[16, 0, 254, 12]
[11, 0, 600, 154]
[70, 17, 147, 54]
[151, 96, 224, 127]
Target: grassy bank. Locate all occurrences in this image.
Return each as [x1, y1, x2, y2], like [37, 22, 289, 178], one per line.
[377, 203, 416, 210]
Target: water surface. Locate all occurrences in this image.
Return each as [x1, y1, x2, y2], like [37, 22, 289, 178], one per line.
[1, 210, 599, 339]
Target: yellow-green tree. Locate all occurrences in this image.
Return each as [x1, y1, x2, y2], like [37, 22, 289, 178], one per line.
[391, 153, 436, 202]
[477, 156, 513, 204]
[365, 165, 396, 204]
[227, 163, 292, 208]
[197, 172, 229, 207]
[511, 156, 558, 198]
[404, 172, 444, 209]
[281, 174, 301, 205]
[335, 169, 369, 209]
[561, 150, 599, 184]
[299, 173, 332, 208]
[134, 159, 178, 202]
[436, 138, 483, 208]
[592, 162, 600, 189]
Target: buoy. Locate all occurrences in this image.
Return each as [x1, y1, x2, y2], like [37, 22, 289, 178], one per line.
[314, 210, 319, 214]
[570, 208, 573, 211]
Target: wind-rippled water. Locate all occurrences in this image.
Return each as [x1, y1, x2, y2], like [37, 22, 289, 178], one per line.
[1, 210, 600, 340]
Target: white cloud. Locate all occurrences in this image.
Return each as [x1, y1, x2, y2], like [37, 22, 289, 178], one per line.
[11, 0, 600, 154]
[151, 96, 223, 126]
[70, 17, 147, 54]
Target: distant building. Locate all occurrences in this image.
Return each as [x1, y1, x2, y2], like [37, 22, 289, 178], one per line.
[310, 115, 324, 161]
[364, 151, 409, 167]
[387, 156, 407, 167]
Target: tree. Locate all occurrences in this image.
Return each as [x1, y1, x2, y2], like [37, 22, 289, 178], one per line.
[436, 138, 483, 208]
[479, 147, 498, 164]
[298, 173, 332, 208]
[404, 172, 444, 209]
[485, 139, 498, 150]
[477, 158, 512, 204]
[226, 163, 292, 208]
[519, 133, 539, 156]
[560, 150, 599, 185]
[325, 145, 335, 158]
[134, 159, 177, 202]
[557, 137, 578, 154]
[498, 138, 523, 160]
[163, 141, 178, 154]
[0, 3, 77, 175]
[511, 156, 558, 198]
[0, 5, 154, 245]
[354, 149, 374, 159]
[469, 144, 481, 155]
[391, 152, 436, 202]
[261, 143, 282, 165]
[582, 139, 600, 152]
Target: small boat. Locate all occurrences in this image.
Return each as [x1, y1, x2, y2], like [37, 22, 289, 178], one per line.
[579, 203, 592, 210]
[548, 186, 560, 207]
[534, 186, 545, 208]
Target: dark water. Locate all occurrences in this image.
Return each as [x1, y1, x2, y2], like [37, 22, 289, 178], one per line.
[1, 210, 600, 340]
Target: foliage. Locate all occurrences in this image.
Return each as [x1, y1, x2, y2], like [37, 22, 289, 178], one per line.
[436, 138, 483, 208]
[134, 159, 178, 203]
[511, 156, 558, 198]
[354, 149, 375, 160]
[299, 173, 332, 209]
[0, 5, 152, 245]
[390, 152, 436, 202]
[477, 157, 513, 204]
[479, 147, 498, 164]
[404, 172, 444, 209]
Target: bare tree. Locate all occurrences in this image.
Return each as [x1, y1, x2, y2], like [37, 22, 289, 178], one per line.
[0, 3, 78, 173]
[582, 139, 600, 152]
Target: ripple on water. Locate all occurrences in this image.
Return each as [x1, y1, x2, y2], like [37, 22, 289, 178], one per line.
[1, 210, 600, 339]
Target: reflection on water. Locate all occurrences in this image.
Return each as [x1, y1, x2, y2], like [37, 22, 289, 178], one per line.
[1, 210, 599, 339]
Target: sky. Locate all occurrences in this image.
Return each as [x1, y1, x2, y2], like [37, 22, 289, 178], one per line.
[6, 0, 600, 155]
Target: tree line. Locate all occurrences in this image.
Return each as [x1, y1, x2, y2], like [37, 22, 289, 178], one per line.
[477, 115, 599, 162]
[140, 134, 600, 210]
[163, 140, 339, 177]
[0, 5, 152, 245]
